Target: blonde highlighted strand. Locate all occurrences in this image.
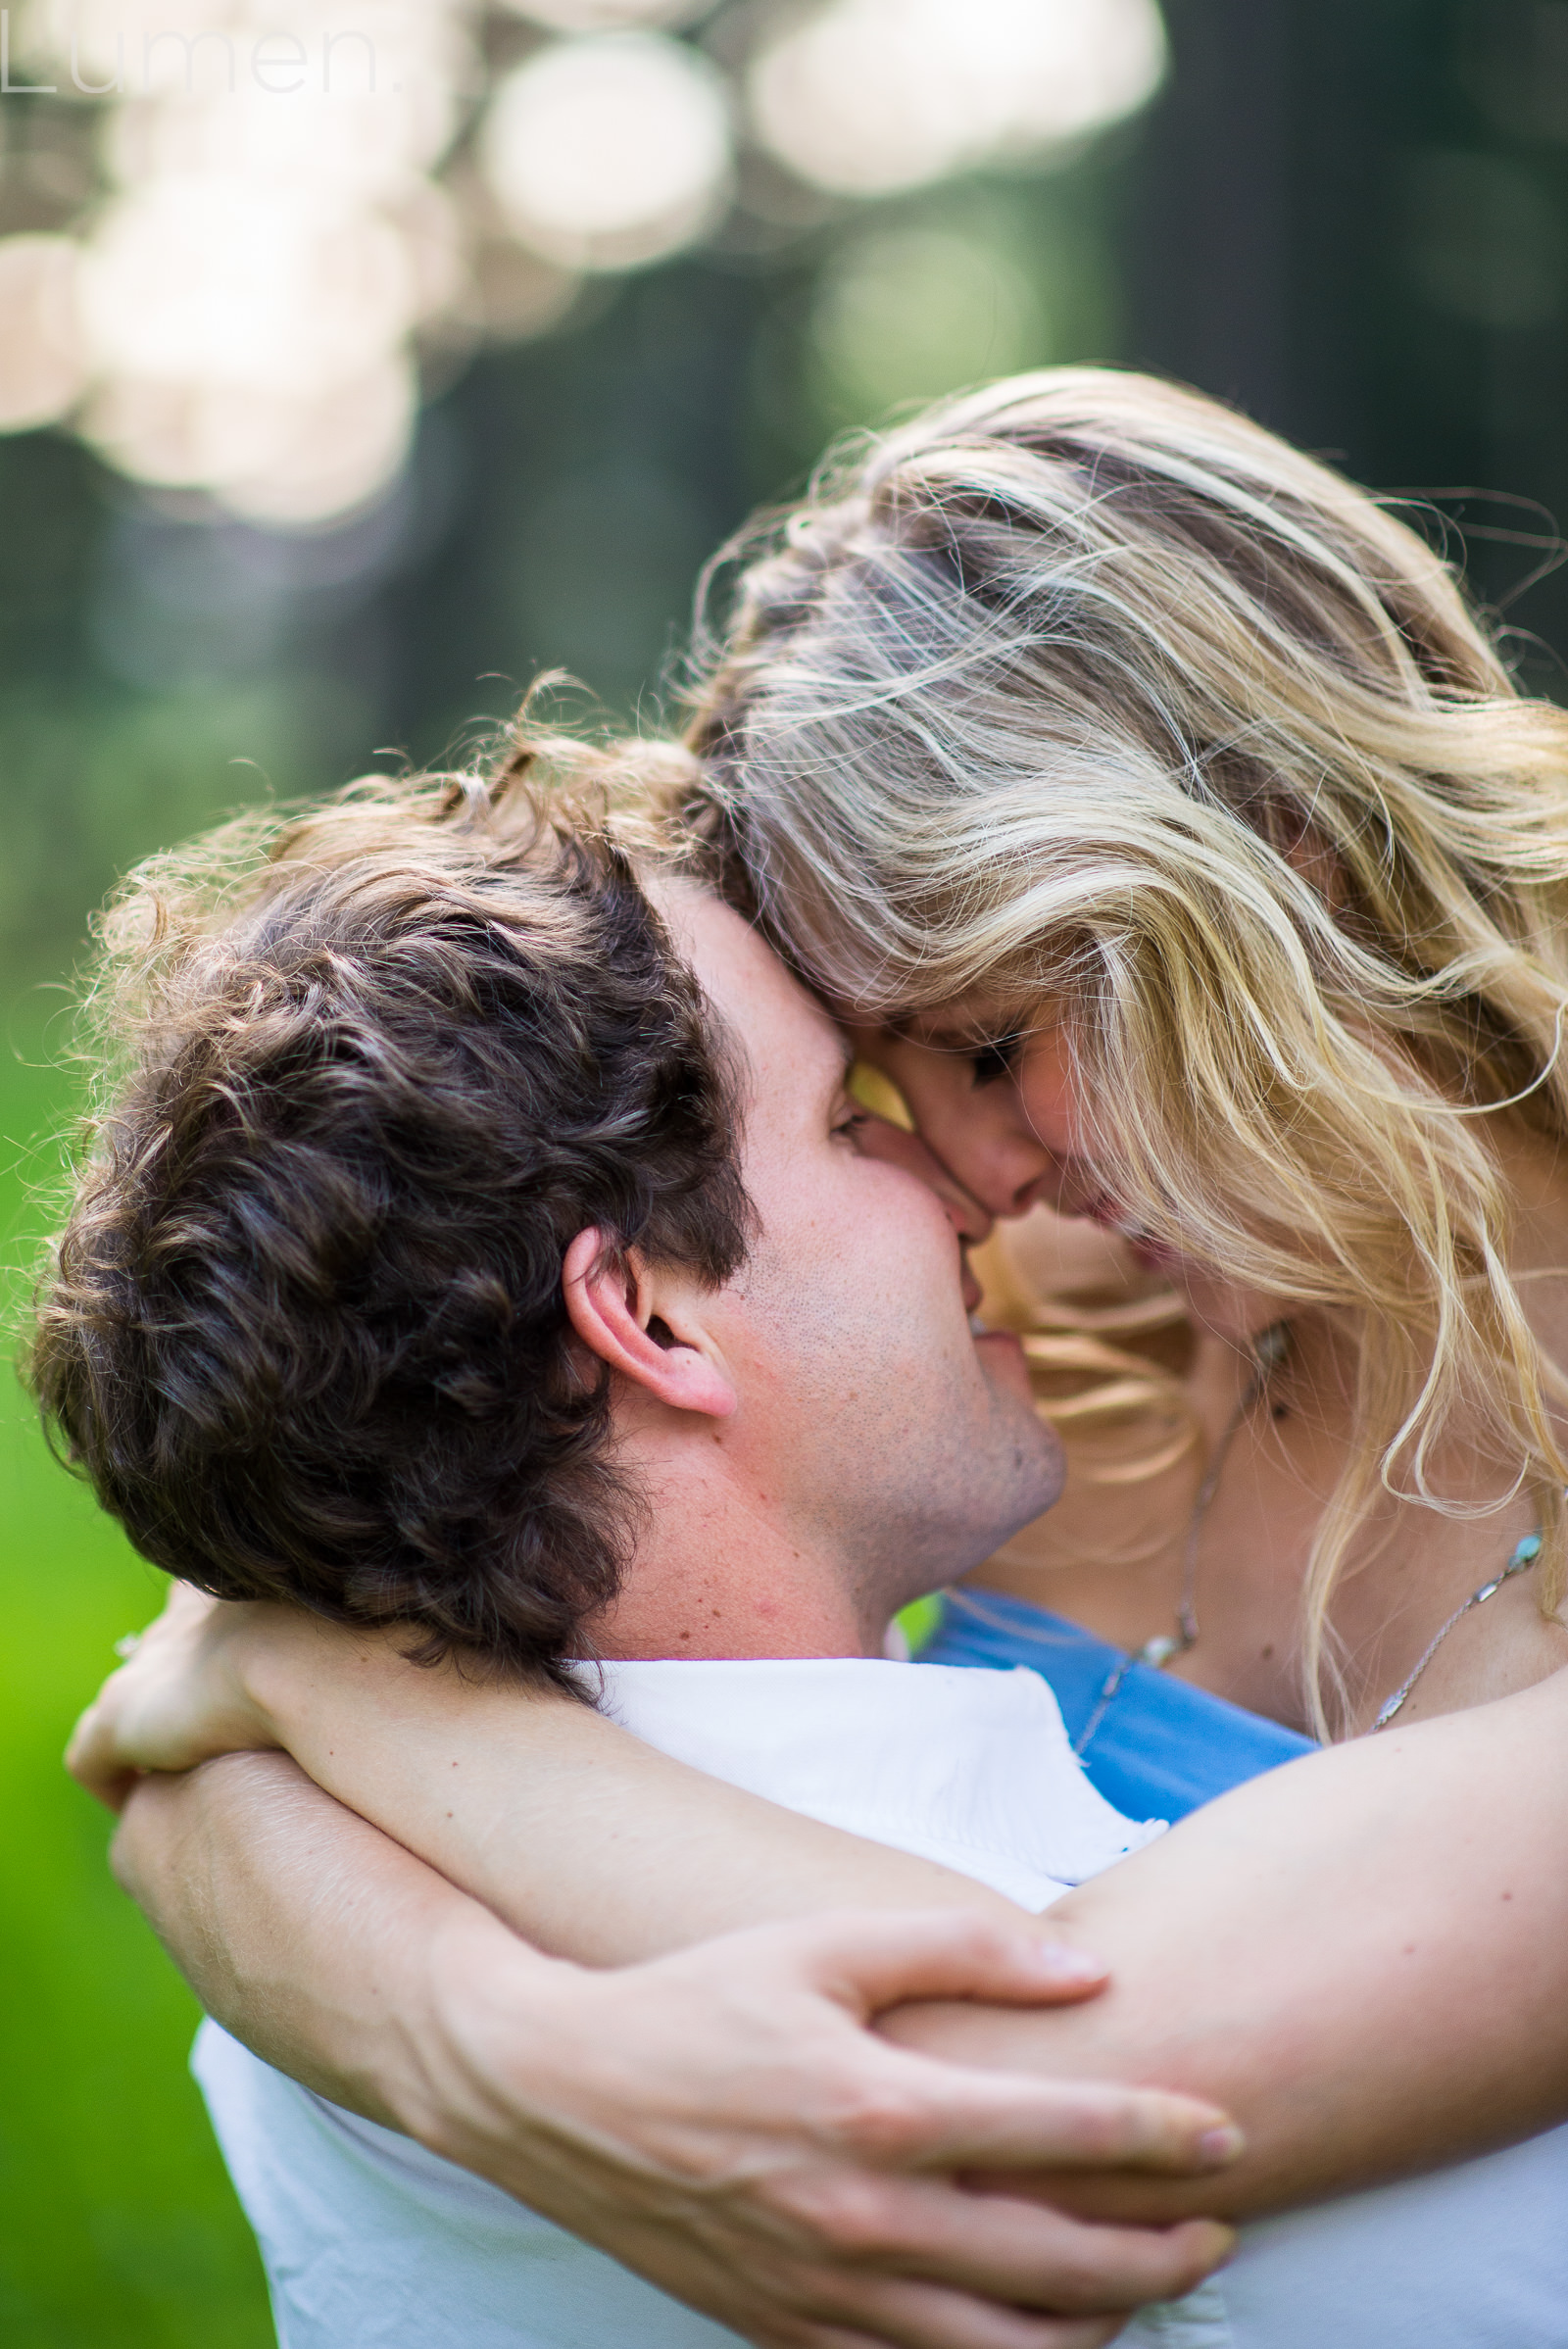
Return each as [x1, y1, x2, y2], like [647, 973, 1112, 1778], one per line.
[678, 366, 1568, 1737]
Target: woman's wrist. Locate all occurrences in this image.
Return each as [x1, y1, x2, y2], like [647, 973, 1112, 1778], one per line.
[221, 1601, 338, 1748]
[396, 1894, 584, 2175]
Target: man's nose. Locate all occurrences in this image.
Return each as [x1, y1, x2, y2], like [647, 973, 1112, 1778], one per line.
[856, 1117, 995, 1246]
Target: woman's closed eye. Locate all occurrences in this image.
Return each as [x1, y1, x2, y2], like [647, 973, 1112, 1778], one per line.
[969, 1036, 1021, 1086]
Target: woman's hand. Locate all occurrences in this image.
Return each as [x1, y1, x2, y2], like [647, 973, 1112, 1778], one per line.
[67, 1582, 278, 1808]
[414, 1900, 1238, 2349]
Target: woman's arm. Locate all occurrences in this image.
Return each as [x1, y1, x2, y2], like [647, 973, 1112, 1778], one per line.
[76, 1592, 1568, 2218]
[114, 1750, 1237, 2349]
[897, 1667, 1568, 2218]
[77, 1590, 1078, 1944]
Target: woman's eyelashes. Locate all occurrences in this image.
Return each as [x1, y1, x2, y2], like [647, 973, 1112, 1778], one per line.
[969, 1036, 1021, 1086]
[888, 1022, 1018, 1087]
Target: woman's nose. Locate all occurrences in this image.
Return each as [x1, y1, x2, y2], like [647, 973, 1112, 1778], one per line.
[960, 1136, 1058, 1223]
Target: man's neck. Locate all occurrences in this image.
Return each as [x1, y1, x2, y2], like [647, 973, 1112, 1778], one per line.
[587, 1387, 916, 1662]
[590, 1496, 884, 1664]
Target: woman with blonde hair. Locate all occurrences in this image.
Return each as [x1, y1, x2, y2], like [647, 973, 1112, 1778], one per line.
[68, 374, 1568, 2347]
[680, 364, 1568, 1769]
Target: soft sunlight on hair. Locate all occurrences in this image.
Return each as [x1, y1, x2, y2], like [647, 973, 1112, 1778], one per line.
[675, 365, 1568, 1735]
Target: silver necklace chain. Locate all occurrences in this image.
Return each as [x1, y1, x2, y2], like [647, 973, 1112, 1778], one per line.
[1370, 1533, 1542, 1731]
[1061, 1319, 1292, 1755]
[1132, 1319, 1292, 1673]
[1105, 1318, 1542, 1737]
[947, 1317, 1543, 1754]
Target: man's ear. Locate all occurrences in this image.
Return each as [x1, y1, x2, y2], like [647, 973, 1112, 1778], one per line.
[562, 1228, 738, 1421]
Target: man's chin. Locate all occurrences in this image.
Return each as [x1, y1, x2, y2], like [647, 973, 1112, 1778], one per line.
[973, 1332, 1065, 1519]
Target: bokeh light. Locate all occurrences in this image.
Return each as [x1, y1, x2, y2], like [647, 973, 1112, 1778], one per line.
[0, 235, 90, 430]
[497, 0, 710, 27]
[79, 180, 416, 398]
[0, 0, 1167, 526]
[478, 33, 732, 272]
[102, 52, 464, 205]
[5, 0, 470, 521]
[809, 221, 1046, 417]
[81, 357, 417, 526]
[212, 360, 419, 527]
[748, 0, 1167, 197]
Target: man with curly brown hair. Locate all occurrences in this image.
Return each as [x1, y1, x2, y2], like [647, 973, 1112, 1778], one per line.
[32, 762, 754, 1686]
[47, 749, 1232, 2349]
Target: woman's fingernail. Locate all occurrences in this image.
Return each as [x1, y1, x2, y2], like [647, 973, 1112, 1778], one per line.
[1197, 2124, 1246, 2165]
[1035, 1941, 1104, 1978]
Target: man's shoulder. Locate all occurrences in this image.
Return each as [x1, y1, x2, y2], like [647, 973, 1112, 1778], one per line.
[589, 1656, 1164, 1908]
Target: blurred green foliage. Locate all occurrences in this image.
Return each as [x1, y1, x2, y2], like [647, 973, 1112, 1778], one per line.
[0, 1037, 271, 2346]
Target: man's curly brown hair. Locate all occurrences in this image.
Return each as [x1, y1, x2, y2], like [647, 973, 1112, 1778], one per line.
[25, 736, 752, 1687]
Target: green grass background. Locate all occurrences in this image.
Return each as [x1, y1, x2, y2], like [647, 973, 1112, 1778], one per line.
[0, 1026, 273, 2348]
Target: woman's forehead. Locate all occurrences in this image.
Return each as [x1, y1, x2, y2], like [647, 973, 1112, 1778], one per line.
[892, 992, 1068, 1048]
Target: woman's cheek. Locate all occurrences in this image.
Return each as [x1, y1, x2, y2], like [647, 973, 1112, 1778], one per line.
[1017, 1037, 1091, 1158]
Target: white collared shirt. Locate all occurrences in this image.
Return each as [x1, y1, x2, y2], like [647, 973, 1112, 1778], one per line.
[193, 1657, 1568, 2349]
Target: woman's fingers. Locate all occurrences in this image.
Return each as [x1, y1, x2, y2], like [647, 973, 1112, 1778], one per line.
[765, 2297, 1123, 2349]
[794, 2275, 1130, 2349]
[63, 1696, 141, 1812]
[710, 2263, 1130, 2349]
[62, 1713, 140, 1812]
[64, 1583, 271, 1802]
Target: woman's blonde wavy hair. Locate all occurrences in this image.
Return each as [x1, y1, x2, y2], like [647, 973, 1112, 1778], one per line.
[675, 366, 1568, 1734]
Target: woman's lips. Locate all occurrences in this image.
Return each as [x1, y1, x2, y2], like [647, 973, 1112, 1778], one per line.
[969, 1319, 1026, 1357]
[969, 1324, 1032, 1401]
[1079, 1196, 1182, 1276]
[1125, 1232, 1182, 1274]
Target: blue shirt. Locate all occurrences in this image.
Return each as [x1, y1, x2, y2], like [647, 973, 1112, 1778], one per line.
[920, 1586, 1313, 1819]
